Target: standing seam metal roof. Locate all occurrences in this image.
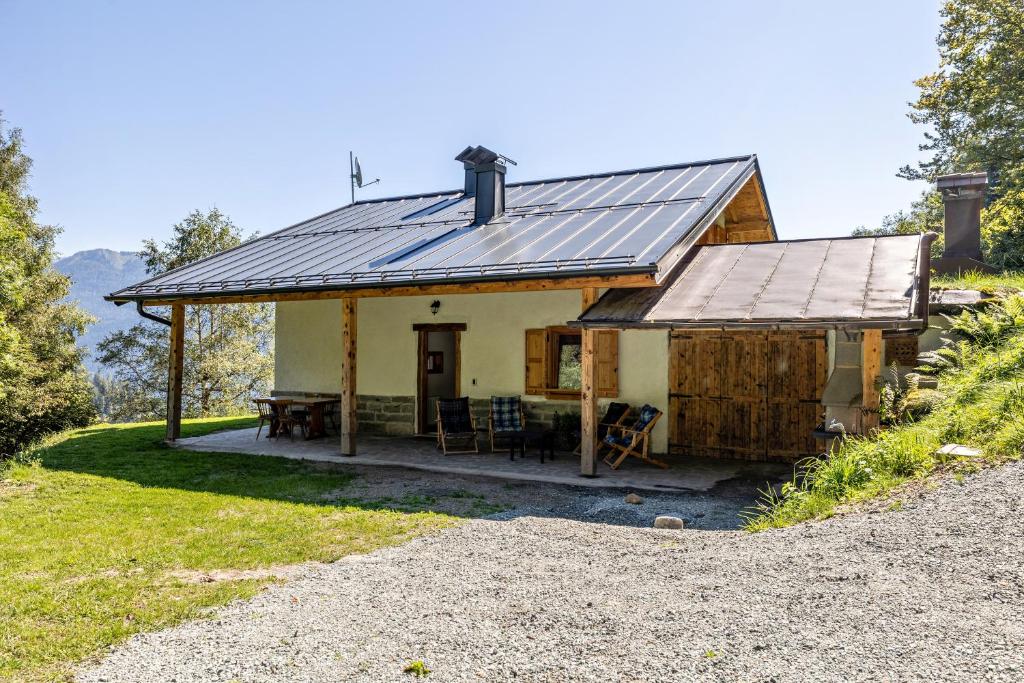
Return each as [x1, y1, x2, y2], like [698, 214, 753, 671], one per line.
[576, 234, 932, 329]
[109, 155, 763, 300]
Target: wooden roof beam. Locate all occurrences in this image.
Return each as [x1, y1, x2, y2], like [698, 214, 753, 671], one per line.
[727, 228, 774, 243]
[120, 272, 658, 307]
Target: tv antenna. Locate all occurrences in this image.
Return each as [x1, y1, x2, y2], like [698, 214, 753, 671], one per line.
[350, 151, 380, 203]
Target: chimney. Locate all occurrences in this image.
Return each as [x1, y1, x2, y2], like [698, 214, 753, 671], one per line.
[462, 161, 477, 197]
[934, 172, 994, 274]
[455, 145, 508, 224]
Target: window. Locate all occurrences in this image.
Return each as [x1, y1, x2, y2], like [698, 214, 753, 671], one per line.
[555, 333, 582, 389]
[525, 327, 618, 398]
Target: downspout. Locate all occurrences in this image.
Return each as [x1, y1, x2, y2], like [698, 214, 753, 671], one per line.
[135, 301, 172, 326]
[917, 232, 939, 323]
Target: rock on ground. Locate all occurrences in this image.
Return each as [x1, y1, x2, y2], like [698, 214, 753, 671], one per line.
[79, 462, 1024, 682]
[653, 515, 685, 529]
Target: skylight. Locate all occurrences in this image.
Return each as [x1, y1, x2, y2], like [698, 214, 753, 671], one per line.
[401, 196, 464, 222]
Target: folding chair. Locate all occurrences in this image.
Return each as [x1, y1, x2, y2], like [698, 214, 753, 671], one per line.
[436, 397, 479, 455]
[488, 395, 525, 452]
[602, 404, 667, 470]
[575, 402, 631, 456]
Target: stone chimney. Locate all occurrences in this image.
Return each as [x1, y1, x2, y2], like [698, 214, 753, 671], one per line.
[933, 172, 995, 274]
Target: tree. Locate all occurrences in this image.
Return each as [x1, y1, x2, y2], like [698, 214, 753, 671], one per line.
[853, 191, 945, 258]
[0, 116, 95, 457]
[98, 209, 273, 421]
[893, 0, 1024, 267]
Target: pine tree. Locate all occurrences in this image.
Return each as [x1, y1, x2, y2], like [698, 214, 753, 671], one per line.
[0, 116, 95, 456]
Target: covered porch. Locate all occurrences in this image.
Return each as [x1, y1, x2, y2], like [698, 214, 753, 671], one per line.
[172, 427, 789, 492]
[157, 283, 658, 480]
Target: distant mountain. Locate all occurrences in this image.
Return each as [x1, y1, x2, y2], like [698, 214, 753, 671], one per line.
[55, 249, 150, 373]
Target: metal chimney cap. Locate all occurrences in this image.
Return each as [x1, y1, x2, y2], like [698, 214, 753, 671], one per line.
[455, 145, 499, 166]
[936, 172, 988, 192]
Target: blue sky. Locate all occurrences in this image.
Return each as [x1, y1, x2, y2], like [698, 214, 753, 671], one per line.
[2, 0, 941, 255]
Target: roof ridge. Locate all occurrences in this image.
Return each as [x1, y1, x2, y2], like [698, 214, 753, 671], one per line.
[696, 232, 923, 248]
[348, 154, 758, 206]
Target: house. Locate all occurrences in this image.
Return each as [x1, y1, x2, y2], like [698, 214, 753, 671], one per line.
[107, 147, 933, 474]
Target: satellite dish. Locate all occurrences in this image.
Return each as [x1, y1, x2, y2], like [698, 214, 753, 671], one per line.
[349, 151, 380, 203]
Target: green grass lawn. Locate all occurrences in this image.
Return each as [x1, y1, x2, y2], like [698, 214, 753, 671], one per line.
[0, 417, 459, 682]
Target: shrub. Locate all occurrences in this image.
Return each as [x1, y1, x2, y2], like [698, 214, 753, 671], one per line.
[552, 411, 581, 450]
[0, 371, 95, 457]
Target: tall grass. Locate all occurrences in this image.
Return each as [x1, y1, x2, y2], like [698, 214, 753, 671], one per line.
[745, 288, 1024, 531]
[932, 270, 1024, 293]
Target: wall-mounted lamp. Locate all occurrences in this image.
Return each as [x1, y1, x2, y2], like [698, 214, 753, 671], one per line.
[430, 300, 441, 316]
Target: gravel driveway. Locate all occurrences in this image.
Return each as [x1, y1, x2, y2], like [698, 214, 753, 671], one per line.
[79, 462, 1024, 682]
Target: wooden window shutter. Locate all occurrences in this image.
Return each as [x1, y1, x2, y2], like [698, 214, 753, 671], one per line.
[596, 329, 619, 397]
[525, 328, 548, 394]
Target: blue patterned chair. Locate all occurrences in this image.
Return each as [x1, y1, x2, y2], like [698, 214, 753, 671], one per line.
[488, 395, 525, 452]
[602, 404, 667, 470]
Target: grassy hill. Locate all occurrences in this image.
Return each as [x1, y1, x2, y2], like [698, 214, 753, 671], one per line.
[747, 277, 1024, 529]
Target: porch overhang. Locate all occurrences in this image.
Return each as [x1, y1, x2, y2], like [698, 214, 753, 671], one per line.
[572, 233, 936, 332]
[104, 268, 659, 307]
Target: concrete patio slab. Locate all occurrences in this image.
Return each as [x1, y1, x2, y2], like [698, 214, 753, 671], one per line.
[174, 428, 791, 493]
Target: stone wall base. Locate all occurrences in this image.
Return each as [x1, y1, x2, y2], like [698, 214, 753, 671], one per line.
[279, 393, 587, 439]
[357, 395, 416, 436]
[466, 397, 580, 433]
[359, 395, 584, 437]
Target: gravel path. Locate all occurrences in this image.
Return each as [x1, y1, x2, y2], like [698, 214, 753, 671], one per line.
[79, 462, 1024, 682]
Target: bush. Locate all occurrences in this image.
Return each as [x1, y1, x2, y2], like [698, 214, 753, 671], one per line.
[0, 370, 95, 458]
[552, 411, 581, 450]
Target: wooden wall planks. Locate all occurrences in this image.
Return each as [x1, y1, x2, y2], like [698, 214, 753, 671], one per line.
[668, 330, 826, 461]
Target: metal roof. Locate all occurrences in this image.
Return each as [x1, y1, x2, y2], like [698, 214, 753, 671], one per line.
[576, 234, 933, 330]
[109, 155, 765, 301]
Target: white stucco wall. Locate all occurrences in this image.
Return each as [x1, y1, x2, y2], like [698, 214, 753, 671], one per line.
[275, 298, 344, 394]
[275, 290, 670, 451]
[616, 327, 669, 450]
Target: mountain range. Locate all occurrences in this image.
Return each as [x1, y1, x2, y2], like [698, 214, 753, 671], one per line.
[54, 249, 150, 373]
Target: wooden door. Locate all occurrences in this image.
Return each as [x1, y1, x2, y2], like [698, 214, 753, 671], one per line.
[669, 330, 825, 461]
[413, 323, 466, 434]
[765, 332, 827, 459]
[668, 331, 767, 459]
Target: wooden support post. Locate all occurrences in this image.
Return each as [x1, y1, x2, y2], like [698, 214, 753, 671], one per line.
[453, 330, 461, 397]
[581, 286, 599, 313]
[341, 297, 357, 456]
[166, 303, 184, 441]
[580, 328, 598, 476]
[861, 328, 882, 433]
[580, 288, 600, 477]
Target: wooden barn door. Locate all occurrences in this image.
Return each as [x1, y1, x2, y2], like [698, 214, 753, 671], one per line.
[765, 332, 827, 459]
[668, 331, 767, 459]
[669, 330, 825, 461]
